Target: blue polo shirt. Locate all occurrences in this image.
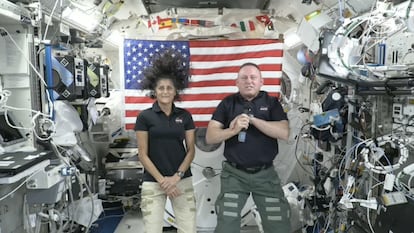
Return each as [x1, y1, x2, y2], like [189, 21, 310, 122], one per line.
[211, 91, 287, 167]
[134, 101, 195, 182]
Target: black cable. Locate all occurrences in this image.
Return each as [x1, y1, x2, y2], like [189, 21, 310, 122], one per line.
[294, 122, 315, 177]
[384, 78, 396, 97]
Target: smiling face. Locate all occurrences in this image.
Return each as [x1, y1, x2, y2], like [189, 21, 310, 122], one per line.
[155, 78, 176, 105]
[236, 64, 263, 101]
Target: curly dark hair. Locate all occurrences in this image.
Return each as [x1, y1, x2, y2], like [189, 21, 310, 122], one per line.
[141, 49, 190, 100]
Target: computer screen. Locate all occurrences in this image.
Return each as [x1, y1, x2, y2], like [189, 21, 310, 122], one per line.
[0, 111, 26, 147]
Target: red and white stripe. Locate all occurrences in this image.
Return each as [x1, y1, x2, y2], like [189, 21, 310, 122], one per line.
[124, 39, 283, 130]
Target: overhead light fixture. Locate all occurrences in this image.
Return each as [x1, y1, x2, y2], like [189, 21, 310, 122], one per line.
[62, 7, 102, 32]
[104, 30, 124, 47]
[284, 28, 301, 48]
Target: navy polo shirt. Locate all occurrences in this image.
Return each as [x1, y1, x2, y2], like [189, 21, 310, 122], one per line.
[211, 91, 288, 167]
[134, 101, 195, 182]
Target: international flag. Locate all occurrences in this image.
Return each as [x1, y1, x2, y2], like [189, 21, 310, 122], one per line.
[157, 16, 173, 29]
[123, 39, 283, 130]
[231, 20, 256, 31]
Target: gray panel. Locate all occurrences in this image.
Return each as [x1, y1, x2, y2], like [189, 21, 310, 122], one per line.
[0, 0, 31, 25]
[0, 185, 32, 233]
[142, 0, 270, 14]
[39, 0, 70, 15]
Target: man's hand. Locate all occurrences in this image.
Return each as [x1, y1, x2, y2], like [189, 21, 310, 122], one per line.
[230, 113, 250, 132]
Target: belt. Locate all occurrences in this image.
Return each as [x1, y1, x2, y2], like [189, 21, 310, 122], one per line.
[227, 161, 273, 174]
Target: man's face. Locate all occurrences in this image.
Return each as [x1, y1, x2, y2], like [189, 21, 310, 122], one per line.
[236, 65, 263, 101]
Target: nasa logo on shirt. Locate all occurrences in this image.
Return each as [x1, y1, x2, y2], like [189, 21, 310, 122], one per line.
[259, 106, 268, 111]
[175, 117, 183, 124]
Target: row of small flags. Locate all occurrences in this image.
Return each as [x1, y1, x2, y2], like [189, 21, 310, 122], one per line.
[147, 15, 274, 31]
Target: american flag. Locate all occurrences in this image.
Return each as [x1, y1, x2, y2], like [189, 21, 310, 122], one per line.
[123, 39, 283, 130]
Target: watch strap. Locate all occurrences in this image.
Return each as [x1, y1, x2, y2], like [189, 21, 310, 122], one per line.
[176, 171, 185, 178]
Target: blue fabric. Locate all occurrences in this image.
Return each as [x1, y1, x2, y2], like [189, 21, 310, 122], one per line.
[90, 206, 124, 233]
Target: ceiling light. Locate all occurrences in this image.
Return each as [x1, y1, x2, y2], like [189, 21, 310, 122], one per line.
[62, 7, 102, 32]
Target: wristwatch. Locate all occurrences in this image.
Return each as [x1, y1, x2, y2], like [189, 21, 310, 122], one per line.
[248, 114, 254, 123]
[176, 171, 185, 178]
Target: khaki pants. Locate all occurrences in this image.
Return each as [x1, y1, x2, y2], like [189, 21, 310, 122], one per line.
[214, 162, 291, 233]
[140, 177, 196, 233]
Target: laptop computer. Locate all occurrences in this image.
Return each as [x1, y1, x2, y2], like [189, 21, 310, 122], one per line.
[0, 111, 27, 145]
[0, 150, 53, 176]
[0, 110, 33, 153]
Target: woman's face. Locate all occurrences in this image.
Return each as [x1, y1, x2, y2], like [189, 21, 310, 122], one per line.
[155, 78, 176, 105]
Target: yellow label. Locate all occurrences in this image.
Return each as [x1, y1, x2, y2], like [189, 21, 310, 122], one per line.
[305, 10, 321, 21]
[87, 68, 99, 87]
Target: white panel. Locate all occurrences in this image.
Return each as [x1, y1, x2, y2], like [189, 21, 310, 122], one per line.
[2, 74, 30, 89]
[0, 30, 30, 75]
[385, 32, 414, 65]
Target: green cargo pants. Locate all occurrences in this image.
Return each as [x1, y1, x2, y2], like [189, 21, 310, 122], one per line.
[214, 161, 291, 233]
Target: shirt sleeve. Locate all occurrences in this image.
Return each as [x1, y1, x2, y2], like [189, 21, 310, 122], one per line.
[134, 110, 149, 131]
[184, 110, 196, 130]
[270, 97, 288, 121]
[211, 100, 228, 126]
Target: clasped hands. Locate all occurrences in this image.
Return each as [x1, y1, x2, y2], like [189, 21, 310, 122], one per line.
[160, 175, 182, 198]
[230, 113, 252, 133]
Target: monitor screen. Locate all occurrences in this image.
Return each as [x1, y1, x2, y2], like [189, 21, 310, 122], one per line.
[0, 111, 26, 147]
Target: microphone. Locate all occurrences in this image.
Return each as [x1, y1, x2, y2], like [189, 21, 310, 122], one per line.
[238, 129, 246, 142]
[238, 105, 251, 142]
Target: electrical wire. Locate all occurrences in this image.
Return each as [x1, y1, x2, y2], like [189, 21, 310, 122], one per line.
[0, 27, 56, 141]
[395, 163, 414, 200]
[23, 195, 35, 233]
[360, 134, 409, 174]
[0, 27, 48, 88]
[50, 140, 97, 233]
[294, 122, 315, 176]
[0, 168, 43, 202]
[42, 0, 61, 41]
[365, 182, 383, 233]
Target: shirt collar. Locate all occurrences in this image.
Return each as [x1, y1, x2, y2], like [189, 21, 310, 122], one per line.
[236, 91, 265, 103]
[152, 101, 178, 113]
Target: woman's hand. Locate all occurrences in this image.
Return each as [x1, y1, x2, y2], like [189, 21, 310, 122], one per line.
[160, 176, 182, 197]
[166, 185, 182, 198]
